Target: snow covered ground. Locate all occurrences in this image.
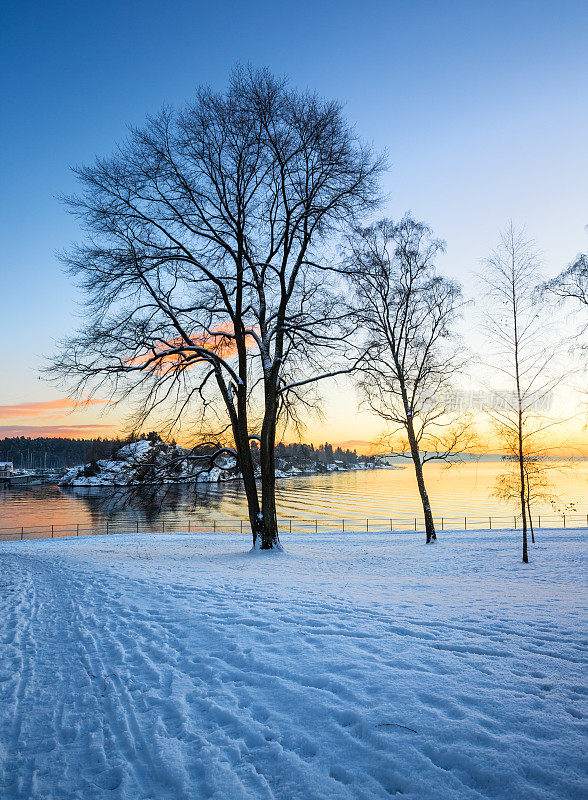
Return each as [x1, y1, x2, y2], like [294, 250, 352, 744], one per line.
[0, 529, 586, 800]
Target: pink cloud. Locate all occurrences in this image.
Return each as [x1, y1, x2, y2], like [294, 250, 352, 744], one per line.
[0, 424, 117, 439]
[0, 398, 108, 419]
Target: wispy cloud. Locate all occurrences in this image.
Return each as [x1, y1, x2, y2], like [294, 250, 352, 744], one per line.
[127, 324, 257, 370]
[0, 424, 117, 438]
[0, 398, 108, 419]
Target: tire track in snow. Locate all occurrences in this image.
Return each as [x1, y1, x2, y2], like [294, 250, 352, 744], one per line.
[0, 567, 38, 799]
[1, 537, 586, 800]
[2, 555, 177, 799]
[62, 577, 184, 799]
[78, 582, 283, 799]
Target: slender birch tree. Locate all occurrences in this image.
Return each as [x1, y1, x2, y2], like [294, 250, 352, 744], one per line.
[481, 224, 558, 563]
[345, 217, 470, 544]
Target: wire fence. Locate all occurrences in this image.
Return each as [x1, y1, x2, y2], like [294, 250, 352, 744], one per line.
[0, 512, 586, 541]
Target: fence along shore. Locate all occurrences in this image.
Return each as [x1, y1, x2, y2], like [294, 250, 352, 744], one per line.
[1, 512, 587, 541]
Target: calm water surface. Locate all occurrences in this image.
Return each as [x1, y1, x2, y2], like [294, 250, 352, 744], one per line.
[1, 463, 586, 536]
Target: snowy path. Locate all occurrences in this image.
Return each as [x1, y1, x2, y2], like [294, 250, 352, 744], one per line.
[0, 530, 586, 799]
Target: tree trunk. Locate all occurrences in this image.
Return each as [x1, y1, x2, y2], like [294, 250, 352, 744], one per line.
[520, 488, 528, 562]
[526, 498, 535, 543]
[259, 393, 281, 550]
[513, 279, 528, 564]
[517, 412, 528, 563]
[525, 473, 535, 543]
[406, 420, 436, 543]
[241, 459, 264, 548]
[233, 420, 264, 548]
[518, 447, 528, 562]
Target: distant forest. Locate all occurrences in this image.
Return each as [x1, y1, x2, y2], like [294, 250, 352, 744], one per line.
[0, 436, 126, 469]
[0, 436, 371, 470]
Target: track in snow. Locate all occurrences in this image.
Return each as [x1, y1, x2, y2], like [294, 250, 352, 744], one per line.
[0, 530, 586, 799]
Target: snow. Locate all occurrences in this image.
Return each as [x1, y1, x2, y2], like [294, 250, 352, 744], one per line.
[115, 441, 154, 459]
[60, 440, 238, 487]
[59, 440, 380, 487]
[0, 529, 586, 799]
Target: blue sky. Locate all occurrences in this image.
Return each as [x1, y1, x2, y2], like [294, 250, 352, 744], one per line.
[1, 0, 586, 440]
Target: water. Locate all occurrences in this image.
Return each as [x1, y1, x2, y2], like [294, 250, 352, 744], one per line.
[1, 462, 586, 538]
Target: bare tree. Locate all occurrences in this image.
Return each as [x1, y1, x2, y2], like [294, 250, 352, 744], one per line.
[543, 251, 588, 353]
[52, 66, 382, 549]
[544, 252, 588, 310]
[481, 224, 560, 563]
[344, 217, 470, 544]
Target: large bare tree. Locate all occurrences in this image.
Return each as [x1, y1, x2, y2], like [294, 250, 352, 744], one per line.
[344, 217, 469, 544]
[481, 224, 560, 563]
[53, 66, 381, 549]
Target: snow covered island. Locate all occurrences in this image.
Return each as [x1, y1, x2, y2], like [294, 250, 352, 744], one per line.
[0, 528, 585, 799]
[59, 439, 384, 487]
[59, 440, 240, 487]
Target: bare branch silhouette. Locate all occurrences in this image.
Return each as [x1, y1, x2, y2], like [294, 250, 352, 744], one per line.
[51, 65, 382, 549]
[343, 216, 471, 544]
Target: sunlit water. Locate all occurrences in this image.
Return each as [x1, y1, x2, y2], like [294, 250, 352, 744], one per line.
[1, 462, 586, 538]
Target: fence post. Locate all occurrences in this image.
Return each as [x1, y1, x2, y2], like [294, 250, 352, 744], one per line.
[162, 520, 165, 533]
[213, 520, 216, 533]
[464, 516, 467, 530]
[366, 519, 369, 532]
[17, 509, 588, 543]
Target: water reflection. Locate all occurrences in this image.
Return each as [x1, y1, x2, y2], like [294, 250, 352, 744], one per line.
[0, 463, 586, 535]
[64, 481, 233, 524]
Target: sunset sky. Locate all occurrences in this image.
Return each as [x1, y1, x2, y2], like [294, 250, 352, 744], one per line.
[1, 0, 586, 453]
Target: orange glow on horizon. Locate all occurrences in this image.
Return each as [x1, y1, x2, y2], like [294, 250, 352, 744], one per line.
[1, 423, 585, 458]
[0, 424, 117, 439]
[0, 398, 109, 419]
[1, 387, 585, 459]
